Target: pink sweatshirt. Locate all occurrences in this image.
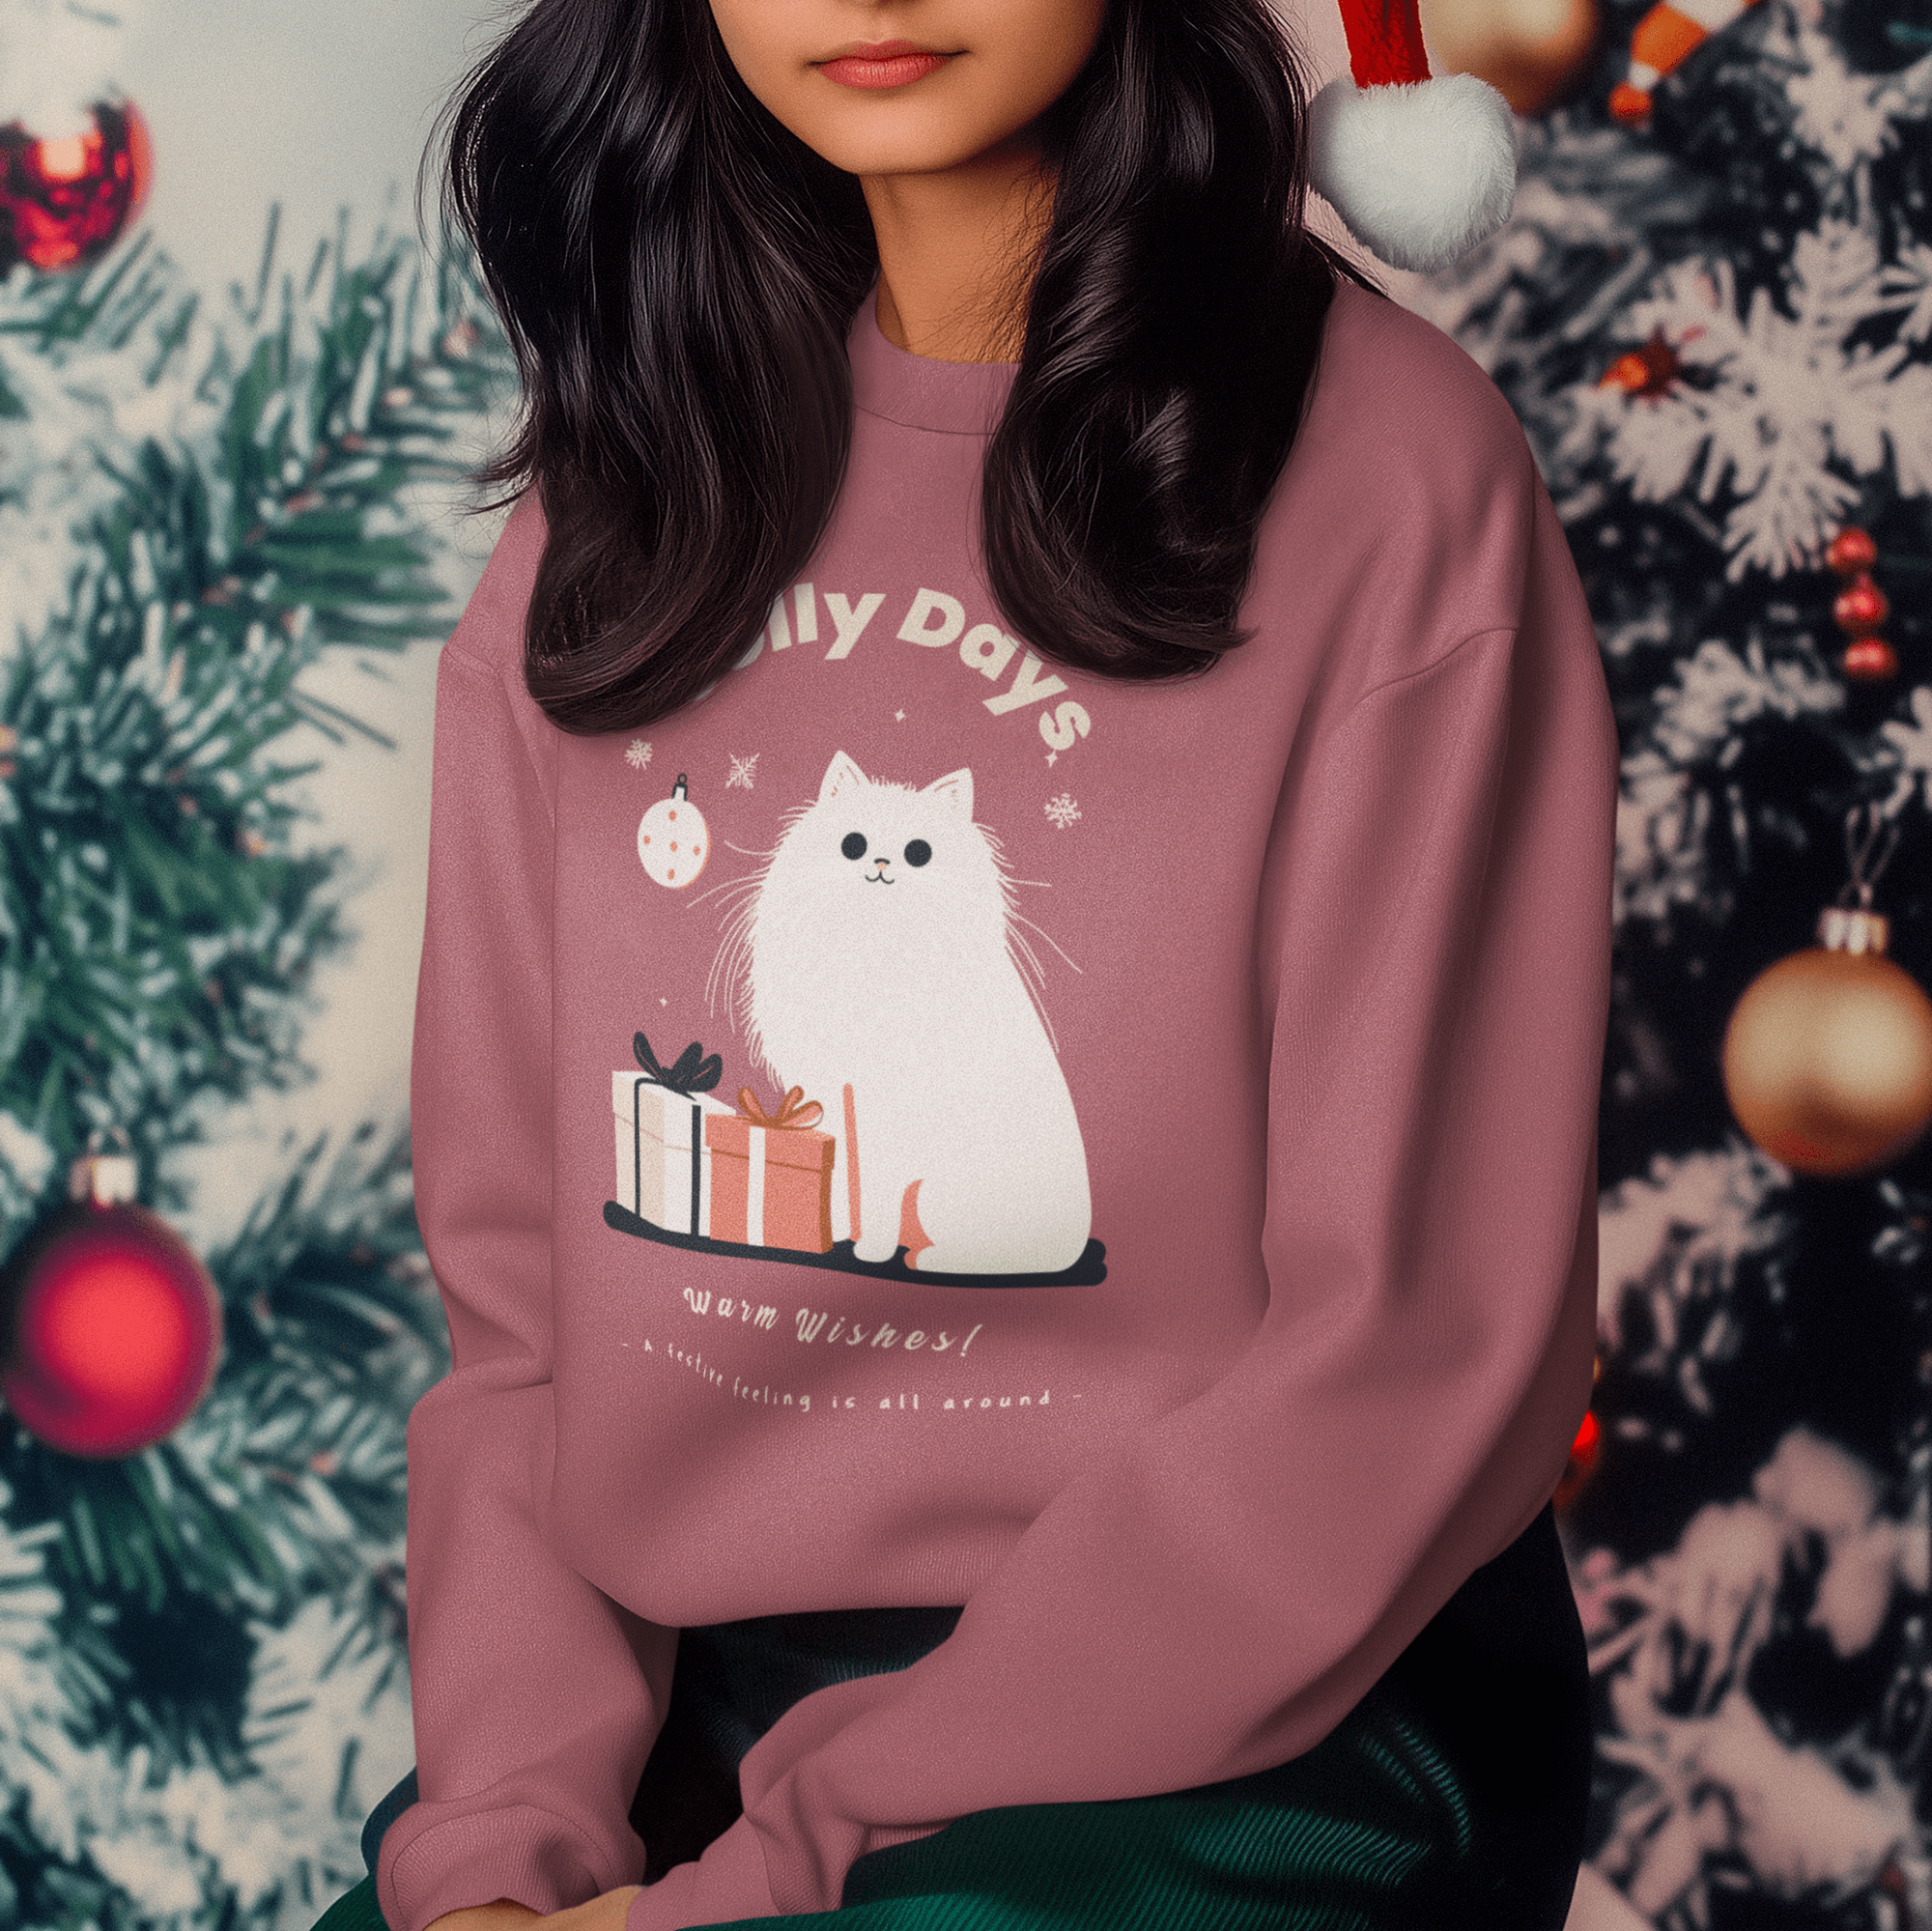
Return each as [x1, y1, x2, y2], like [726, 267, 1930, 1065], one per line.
[379, 279, 1618, 1931]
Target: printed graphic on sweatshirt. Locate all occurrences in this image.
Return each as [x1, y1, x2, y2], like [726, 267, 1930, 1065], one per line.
[604, 750, 1105, 1287]
[682, 580, 1095, 768]
[636, 774, 707, 888]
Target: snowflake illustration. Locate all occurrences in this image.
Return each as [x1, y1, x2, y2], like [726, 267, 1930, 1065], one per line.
[726, 753, 759, 791]
[626, 739, 653, 770]
[1044, 792, 1082, 830]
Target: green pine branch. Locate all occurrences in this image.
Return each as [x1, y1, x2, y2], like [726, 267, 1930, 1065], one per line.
[0, 213, 505, 1778]
[0, 214, 513, 1221]
[11, 1122, 448, 1778]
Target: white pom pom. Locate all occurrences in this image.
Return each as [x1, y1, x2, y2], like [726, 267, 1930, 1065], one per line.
[1308, 73, 1518, 273]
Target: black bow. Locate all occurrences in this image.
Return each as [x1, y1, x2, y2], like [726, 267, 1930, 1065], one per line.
[634, 1032, 723, 1095]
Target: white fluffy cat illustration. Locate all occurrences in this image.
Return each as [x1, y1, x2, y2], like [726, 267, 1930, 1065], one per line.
[726, 751, 1090, 1275]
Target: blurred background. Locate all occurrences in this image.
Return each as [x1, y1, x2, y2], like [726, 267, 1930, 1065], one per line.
[0, 0, 1928, 1927]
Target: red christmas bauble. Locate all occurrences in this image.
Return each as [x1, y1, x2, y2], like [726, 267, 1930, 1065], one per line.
[1833, 573, 1890, 637]
[1826, 527, 1878, 577]
[0, 99, 152, 273]
[1843, 637, 1898, 681]
[3, 1199, 221, 1458]
[1554, 1408, 1602, 1511]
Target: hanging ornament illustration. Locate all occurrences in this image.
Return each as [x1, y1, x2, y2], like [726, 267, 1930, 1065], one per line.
[1722, 807, 1932, 1178]
[1608, 0, 1765, 122]
[638, 774, 710, 889]
[2, 1140, 223, 1459]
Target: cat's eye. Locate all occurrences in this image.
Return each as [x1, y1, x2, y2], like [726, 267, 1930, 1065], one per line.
[841, 832, 867, 861]
[903, 840, 932, 868]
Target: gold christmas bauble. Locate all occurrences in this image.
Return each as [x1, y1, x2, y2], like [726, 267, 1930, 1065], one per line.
[1721, 910, 1932, 1177]
[1420, 0, 1601, 113]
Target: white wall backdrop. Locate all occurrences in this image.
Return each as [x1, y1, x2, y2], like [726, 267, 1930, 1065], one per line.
[102, 0, 510, 1248]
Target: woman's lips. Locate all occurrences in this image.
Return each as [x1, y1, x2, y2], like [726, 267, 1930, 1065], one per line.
[817, 45, 954, 88]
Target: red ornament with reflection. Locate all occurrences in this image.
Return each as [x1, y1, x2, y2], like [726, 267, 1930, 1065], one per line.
[1843, 637, 1899, 681]
[0, 99, 152, 272]
[1833, 573, 1890, 637]
[1825, 527, 1878, 577]
[1553, 1407, 1602, 1511]
[3, 1195, 221, 1459]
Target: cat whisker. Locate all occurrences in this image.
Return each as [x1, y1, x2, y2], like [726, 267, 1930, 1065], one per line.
[706, 881, 766, 1020]
[1009, 909, 1082, 975]
[712, 895, 759, 944]
[1005, 936, 1060, 1053]
[701, 890, 764, 929]
[711, 922, 753, 976]
[692, 866, 769, 909]
[706, 926, 752, 1021]
[1008, 933, 1047, 996]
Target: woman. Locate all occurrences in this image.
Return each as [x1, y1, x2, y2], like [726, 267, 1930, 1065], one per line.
[339, 1, 1616, 1927]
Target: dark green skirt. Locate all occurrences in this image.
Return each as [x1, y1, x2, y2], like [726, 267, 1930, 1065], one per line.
[322, 1504, 1587, 1931]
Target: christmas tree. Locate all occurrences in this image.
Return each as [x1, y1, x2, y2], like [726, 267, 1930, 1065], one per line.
[1406, 0, 1932, 1923]
[0, 208, 511, 1931]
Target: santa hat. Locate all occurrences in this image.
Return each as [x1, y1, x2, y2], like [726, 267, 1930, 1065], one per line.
[1306, 0, 1519, 273]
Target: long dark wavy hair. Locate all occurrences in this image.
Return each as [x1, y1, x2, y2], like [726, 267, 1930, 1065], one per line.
[435, 0, 1372, 734]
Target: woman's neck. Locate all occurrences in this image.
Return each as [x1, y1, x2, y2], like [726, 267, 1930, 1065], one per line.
[862, 140, 1052, 363]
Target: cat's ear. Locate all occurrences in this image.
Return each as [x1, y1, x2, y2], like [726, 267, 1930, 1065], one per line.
[922, 767, 974, 819]
[817, 751, 868, 805]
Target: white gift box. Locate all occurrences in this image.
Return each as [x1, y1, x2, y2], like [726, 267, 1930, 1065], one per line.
[611, 1071, 736, 1235]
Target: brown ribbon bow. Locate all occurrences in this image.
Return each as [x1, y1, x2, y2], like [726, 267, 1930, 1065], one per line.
[733, 1085, 825, 1131]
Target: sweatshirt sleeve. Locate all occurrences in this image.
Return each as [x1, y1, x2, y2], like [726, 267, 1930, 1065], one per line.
[623, 477, 1618, 1930]
[377, 499, 678, 1931]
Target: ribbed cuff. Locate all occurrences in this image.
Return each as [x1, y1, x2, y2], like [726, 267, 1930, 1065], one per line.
[626, 1816, 779, 1931]
[380, 1804, 610, 1931]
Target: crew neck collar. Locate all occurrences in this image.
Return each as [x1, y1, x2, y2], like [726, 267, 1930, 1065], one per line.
[847, 286, 1017, 437]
